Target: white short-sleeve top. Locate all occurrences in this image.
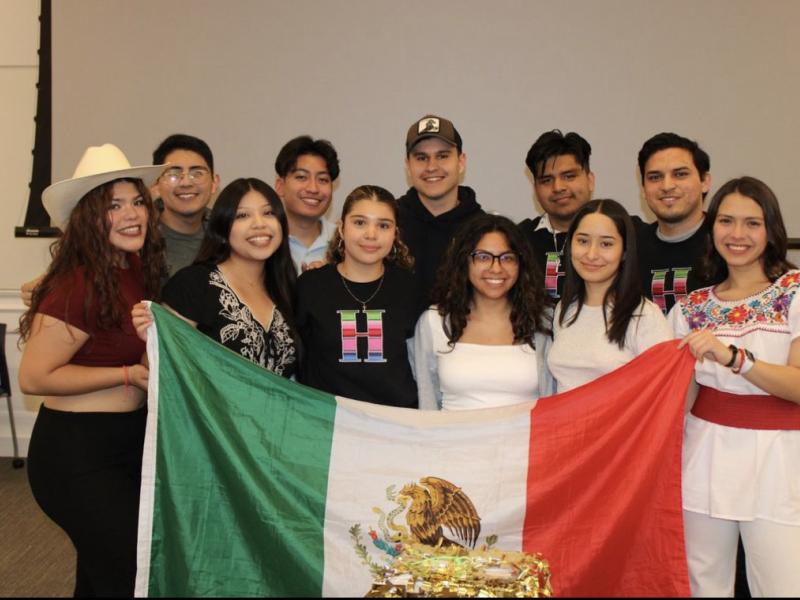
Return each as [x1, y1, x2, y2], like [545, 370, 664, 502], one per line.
[411, 308, 540, 411]
[548, 299, 673, 393]
[668, 270, 800, 524]
[668, 270, 800, 395]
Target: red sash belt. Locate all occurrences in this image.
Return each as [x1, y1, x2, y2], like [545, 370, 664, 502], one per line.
[692, 385, 800, 430]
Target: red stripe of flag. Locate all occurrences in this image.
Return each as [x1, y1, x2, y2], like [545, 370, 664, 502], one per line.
[523, 340, 695, 597]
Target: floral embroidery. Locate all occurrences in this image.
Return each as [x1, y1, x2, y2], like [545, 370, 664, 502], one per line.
[679, 270, 800, 332]
[687, 288, 710, 305]
[209, 269, 296, 376]
[727, 305, 749, 324]
[781, 272, 800, 287]
[774, 293, 791, 315]
[687, 310, 708, 329]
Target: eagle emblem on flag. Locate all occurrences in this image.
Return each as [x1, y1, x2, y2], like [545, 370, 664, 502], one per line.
[398, 476, 481, 548]
[350, 476, 486, 577]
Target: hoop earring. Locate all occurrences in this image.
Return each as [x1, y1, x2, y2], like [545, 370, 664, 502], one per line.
[337, 236, 344, 254]
[390, 241, 399, 259]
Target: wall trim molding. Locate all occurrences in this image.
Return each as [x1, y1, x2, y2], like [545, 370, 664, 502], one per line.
[1, 290, 38, 458]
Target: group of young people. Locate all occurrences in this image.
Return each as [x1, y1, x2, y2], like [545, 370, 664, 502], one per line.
[16, 115, 799, 598]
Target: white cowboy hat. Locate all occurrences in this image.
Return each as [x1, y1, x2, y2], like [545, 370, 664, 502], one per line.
[42, 143, 167, 227]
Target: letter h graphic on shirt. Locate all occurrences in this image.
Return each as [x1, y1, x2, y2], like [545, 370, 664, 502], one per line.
[650, 267, 691, 313]
[544, 251, 564, 298]
[338, 309, 387, 363]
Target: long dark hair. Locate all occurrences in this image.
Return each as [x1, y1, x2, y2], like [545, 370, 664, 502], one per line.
[559, 199, 644, 349]
[20, 178, 164, 341]
[194, 177, 299, 342]
[431, 213, 550, 348]
[326, 185, 414, 269]
[700, 176, 795, 282]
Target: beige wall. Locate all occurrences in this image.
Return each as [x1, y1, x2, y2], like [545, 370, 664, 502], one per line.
[49, 0, 800, 232]
[1, 0, 52, 289]
[0, 0, 46, 456]
[2, 0, 800, 454]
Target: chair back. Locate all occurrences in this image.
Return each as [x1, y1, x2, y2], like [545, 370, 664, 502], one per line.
[0, 323, 10, 396]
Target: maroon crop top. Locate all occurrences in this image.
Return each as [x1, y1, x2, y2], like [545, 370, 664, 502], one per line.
[37, 254, 147, 367]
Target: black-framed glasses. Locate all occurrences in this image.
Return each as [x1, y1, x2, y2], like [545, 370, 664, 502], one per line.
[162, 167, 211, 185]
[470, 250, 519, 267]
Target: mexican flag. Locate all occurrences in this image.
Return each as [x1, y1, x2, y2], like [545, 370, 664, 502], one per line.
[136, 303, 693, 597]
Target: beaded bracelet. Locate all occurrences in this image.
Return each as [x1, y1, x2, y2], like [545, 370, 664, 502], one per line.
[724, 344, 739, 368]
[739, 349, 756, 376]
[731, 348, 747, 374]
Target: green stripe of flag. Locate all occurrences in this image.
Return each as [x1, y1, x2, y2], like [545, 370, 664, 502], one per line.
[142, 303, 337, 597]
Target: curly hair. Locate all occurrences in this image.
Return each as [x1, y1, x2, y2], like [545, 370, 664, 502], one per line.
[700, 176, 796, 282]
[326, 185, 414, 270]
[430, 213, 550, 349]
[19, 178, 164, 341]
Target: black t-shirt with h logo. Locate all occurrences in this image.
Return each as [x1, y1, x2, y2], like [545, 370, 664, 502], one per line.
[295, 263, 421, 408]
[636, 221, 720, 315]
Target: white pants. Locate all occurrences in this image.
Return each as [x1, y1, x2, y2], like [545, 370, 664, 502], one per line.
[684, 510, 800, 597]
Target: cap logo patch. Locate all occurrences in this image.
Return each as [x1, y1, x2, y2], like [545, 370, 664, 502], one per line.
[419, 118, 440, 134]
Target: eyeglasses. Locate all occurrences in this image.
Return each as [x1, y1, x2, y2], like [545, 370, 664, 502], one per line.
[470, 250, 519, 267]
[161, 167, 211, 185]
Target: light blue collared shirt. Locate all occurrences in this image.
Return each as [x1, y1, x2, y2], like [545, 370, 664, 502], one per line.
[289, 219, 336, 274]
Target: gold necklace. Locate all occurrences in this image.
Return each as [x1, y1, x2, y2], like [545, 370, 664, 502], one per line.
[340, 272, 385, 311]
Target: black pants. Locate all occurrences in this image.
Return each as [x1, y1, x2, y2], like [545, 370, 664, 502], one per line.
[27, 405, 146, 598]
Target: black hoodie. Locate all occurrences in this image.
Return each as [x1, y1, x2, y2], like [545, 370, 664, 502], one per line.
[396, 185, 484, 304]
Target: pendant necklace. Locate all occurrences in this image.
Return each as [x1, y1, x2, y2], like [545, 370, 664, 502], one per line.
[340, 270, 385, 311]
